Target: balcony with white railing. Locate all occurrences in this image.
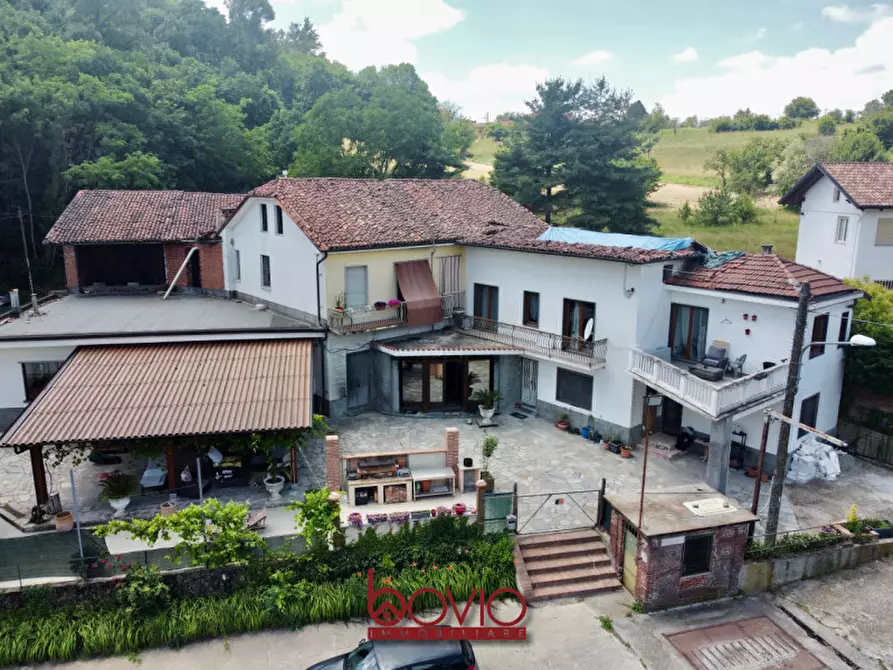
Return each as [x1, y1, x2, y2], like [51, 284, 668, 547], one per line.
[328, 291, 466, 336]
[627, 348, 789, 419]
[457, 315, 608, 369]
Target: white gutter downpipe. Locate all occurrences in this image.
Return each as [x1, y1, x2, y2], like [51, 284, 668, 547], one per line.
[163, 246, 199, 300]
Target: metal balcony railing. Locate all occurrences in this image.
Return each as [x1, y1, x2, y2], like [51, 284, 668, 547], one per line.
[328, 291, 466, 336]
[458, 315, 608, 368]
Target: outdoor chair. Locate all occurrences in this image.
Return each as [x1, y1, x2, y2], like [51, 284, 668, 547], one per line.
[140, 457, 167, 493]
[727, 354, 747, 377]
[246, 509, 267, 531]
[689, 341, 729, 382]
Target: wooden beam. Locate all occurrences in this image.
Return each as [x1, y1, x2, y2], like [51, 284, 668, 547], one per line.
[29, 446, 49, 506]
[290, 446, 298, 484]
[166, 445, 176, 494]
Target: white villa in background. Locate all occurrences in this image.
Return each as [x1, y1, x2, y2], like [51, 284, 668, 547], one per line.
[781, 162, 893, 287]
[0, 176, 862, 497]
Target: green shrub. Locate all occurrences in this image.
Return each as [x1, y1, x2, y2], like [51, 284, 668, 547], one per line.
[678, 200, 692, 221]
[746, 531, 845, 560]
[117, 564, 170, 617]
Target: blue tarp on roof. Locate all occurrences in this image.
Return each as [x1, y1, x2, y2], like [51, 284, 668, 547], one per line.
[537, 227, 693, 252]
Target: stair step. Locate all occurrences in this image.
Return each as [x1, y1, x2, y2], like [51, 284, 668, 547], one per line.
[520, 540, 605, 560]
[517, 529, 601, 549]
[530, 579, 622, 602]
[524, 554, 611, 574]
[529, 565, 616, 588]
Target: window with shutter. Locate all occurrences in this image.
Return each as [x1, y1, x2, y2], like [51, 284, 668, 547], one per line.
[875, 218, 893, 246]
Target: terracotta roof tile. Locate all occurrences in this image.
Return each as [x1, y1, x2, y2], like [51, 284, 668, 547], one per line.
[238, 178, 690, 263]
[46, 190, 244, 244]
[666, 253, 859, 300]
[779, 162, 893, 209]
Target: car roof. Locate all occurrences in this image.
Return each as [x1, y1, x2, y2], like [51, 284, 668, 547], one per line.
[373, 640, 463, 669]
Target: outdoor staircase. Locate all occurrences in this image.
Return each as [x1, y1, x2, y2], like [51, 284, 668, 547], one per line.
[515, 529, 622, 603]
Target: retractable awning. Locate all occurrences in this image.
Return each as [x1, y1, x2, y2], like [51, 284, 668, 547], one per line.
[395, 260, 442, 327]
[0, 339, 314, 448]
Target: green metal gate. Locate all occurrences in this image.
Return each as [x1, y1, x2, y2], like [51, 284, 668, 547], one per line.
[482, 491, 514, 534]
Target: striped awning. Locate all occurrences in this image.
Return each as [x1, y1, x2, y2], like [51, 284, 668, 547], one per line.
[0, 340, 314, 448]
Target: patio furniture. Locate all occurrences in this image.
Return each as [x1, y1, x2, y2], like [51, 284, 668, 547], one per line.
[346, 475, 411, 506]
[727, 354, 747, 378]
[356, 456, 399, 479]
[246, 509, 267, 531]
[140, 457, 167, 493]
[689, 341, 729, 382]
[411, 467, 456, 500]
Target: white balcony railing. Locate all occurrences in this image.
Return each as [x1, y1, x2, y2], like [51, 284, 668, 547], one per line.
[458, 315, 608, 368]
[628, 348, 789, 419]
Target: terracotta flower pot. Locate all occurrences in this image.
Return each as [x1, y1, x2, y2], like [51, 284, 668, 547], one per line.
[556, 420, 569, 431]
[55, 511, 74, 532]
[160, 501, 177, 517]
[601, 441, 611, 450]
[620, 447, 632, 459]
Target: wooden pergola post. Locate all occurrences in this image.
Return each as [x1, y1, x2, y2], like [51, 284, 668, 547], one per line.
[290, 445, 298, 485]
[29, 446, 49, 506]
[166, 444, 177, 495]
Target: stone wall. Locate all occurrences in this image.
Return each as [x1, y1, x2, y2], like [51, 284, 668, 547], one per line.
[536, 401, 638, 444]
[163, 242, 225, 292]
[739, 537, 893, 593]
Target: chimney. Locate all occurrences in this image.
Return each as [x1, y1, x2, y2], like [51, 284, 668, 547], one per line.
[761, 244, 774, 255]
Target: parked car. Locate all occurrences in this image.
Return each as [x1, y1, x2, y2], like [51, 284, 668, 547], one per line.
[306, 638, 477, 670]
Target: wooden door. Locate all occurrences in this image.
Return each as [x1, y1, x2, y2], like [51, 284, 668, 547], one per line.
[521, 359, 538, 407]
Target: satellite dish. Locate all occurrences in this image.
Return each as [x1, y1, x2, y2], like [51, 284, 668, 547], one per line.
[583, 318, 594, 340]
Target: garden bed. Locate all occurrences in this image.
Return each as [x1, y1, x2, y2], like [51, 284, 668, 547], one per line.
[0, 516, 516, 667]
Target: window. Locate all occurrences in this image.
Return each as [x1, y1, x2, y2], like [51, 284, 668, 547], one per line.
[876, 218, 893, 246]
[523, 291, 540, 327]
[439, 255, 462, 296]
[838, 311, 850, 348]
[835, 216, 848, 243]
[260, 204, 268, 232]
[260, 254, 271, 288]
[809, 313, 829, 358]
[473, 283, 499, 322]
[22, 361, 64, 402]
[833, 187, 840, 202]
[344, 266, 368, 308]
[563, 298, 595, 348]
[798, 393, 820, 437]
[556, 368, 593, 410]
[275, 205, 284, 235]
[234, 249, 241, 282]
[682, 534, 713, 576]
[668, 304, 709, 361]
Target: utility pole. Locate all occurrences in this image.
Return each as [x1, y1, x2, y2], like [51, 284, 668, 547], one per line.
[17, 206, 40, 315]
[764, 281, 811, 543]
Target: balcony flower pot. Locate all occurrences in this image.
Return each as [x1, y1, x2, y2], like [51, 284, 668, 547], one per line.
[453, 502, 467, 516]
[54, 511, 74, 532]
[348, 512, 363, 528]
[374, 301, 387, 311]
[388, 299, 401, 307]
[160, 501, 177, 517]
[620, 446, 633, 459]
[263, 474, 285, 500]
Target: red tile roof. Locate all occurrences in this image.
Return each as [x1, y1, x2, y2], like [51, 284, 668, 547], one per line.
[779, 162, 893, 209]
[46, 190, 244, 244]
[233, 178, 692, 263]
[666, 253, 859, 300]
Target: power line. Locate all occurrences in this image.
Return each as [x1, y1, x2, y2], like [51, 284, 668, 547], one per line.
[853, 318, 893, 329]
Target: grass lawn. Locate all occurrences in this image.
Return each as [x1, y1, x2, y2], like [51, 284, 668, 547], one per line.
[469, 136, 502, 165]
[651, 121, 857, 185]
[650, 203, 800, 258]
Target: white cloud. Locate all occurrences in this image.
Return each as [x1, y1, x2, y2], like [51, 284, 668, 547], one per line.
[572, 50, 614, 66]
[792, 21, 805, 29]
[756, 27, 767, 38]
[423, 63, 549, 122]
[317, 0, 464, 70]
[660, 16, 893, 118]
[672, 47, 699, 63]
[821, 3, 891, 22]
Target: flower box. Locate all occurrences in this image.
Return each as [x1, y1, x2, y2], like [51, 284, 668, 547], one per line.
[436, 506, 451, 517]
[388, 511, 410, 524]
[387, 299, 402, 307]
[374, 301, 387, 310]
[366, 513, 388, 525]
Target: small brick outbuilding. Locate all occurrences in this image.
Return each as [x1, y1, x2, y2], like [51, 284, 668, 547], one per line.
[605, 484, 757, 612]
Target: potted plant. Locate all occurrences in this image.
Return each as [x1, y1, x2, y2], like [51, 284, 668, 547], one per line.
[436, 506, 451, 517]
[388, 298, 401, 307]
[556, 413, 570, 431]
[347, 511, 363, 528]
[471, 388, 500, 422]
[453, 502, 467, 516]
[374, 301, 387, 311]
[388, 511, 409, 525]
[335, 292, 346, 311]
[366, 513, 388, 525]
[431, 508, 438, 518]
[263, 462, 287, 500]
[609, 435, 623, 455]
[99, 473, 138, 517]
[620, 445, 633, 459]
[55, 511, 74, 532]
[160, 501, 177, 517]
[601, 437, 611, 451]
[481, 432, 498, 493]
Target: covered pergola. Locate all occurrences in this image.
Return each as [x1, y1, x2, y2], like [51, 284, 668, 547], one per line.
[0, 339, 315, 506]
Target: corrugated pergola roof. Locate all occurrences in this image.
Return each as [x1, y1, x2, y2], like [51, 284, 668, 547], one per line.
[0, 340, 314, 448]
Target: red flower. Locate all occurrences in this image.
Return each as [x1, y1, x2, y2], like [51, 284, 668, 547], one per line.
[115, 555, 121, 561]
[91, 563, 98, 569]
[121, 565, 128, 571]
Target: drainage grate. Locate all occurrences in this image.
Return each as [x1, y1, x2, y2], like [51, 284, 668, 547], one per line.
[693, 633, 799, 669]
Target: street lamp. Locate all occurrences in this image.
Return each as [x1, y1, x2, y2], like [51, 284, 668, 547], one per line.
[795, 333, 876, 389]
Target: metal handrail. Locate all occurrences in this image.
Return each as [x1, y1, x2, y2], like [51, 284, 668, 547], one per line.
[458, 314, 608, 367]
[515, 487, 603, 534]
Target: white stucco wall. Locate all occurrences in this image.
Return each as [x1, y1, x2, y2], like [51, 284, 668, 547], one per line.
[0, 344, 76, 410]
[795, 175, 862, 278]
[851, 212, 893, 282]
[464, 247, 650, 430]
[221, 198, 322, 319]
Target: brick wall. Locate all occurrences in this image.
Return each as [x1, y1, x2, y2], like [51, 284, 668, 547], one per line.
[163, 242, 225, 290]
[325, 435, 341, 491]
[608, 508, 749, 611]
[63, 246, 80, 290]
[445, 428, 459, 483]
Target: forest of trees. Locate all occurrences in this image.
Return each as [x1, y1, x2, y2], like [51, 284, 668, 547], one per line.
[0, 0, 476, 291]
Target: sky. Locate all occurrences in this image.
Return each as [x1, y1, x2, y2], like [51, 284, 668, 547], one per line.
[207, 0, 893, 122]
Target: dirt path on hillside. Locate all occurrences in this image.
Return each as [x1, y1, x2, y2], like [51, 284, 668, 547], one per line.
[652, 182, 778, 208]
[463, 160, 493, 180]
